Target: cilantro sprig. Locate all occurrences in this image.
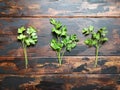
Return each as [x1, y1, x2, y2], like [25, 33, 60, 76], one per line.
[82, 26, 108, 67]
[17, 26, 38, 69]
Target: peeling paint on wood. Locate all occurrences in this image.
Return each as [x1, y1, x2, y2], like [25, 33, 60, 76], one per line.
[0, 74, 119, 90]
[0, 0, 120, 89]
[0, 56, 119, 74]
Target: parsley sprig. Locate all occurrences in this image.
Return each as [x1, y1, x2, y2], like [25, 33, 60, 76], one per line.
[17, 26, 38, 69]
[50, 19, 79, 66]
[82, 26, 108, 67]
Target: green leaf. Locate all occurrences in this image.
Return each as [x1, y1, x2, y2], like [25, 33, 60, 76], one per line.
[66, 44, 72, 51]
[89, 25, 94, 32]
[98, 27, 108, 36]
[84, 39, 90, 45]
[60, 26, 67, 36]
[71, 43, 77, 48]
[62, 37, 68, 46]
[84, 38, 93, 47]
[82, 28, 90, 35]
[18, 26, 26, 34]
[52, 27, 56, 32]
[17, 34, 26, 40]
[101, 31, 108, 36]
[103, 38, 108, 41]
[92, 40, 97, 46]
[32, 35, 38, 39]
[82, 28, 88, 34]
[62, 36, 72, 45]
[28, 38, 36, 45]
[50, 19, 62, 29]
[31, 33, 38, 39]
[96, 33, 100, 40]
[62, 34, 78, 50]
[50, 18, 56, 25]
[52, 27, 61, 35]
[25, 39, 30, 46]
[26, 26, 36, 34]
[50, 39, 63, 51]
[92, 32, 96, 39]
[101, 37, 108, 43]
[70, 34, 77, 41]
[82, 26, 94, 35]
[101, 27, 106, 31]
[55, 21, 62, 29]
[17, 26, 38, 46]
[92, 33, 100, 40]
[66, 43, 76, 51]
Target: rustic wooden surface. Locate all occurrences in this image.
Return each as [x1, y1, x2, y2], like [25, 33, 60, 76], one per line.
[0, 18, 120, 57]
[0, 74, 120, 90]
[0, 56, 120, 74]
[0, 0, 120, 90]
[0, 0, 120, 17]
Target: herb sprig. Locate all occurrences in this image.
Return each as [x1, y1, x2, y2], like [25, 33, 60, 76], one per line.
[50, 18, 79, 66]
[82, 26, 108, 67]
[17, 26, 38, 69]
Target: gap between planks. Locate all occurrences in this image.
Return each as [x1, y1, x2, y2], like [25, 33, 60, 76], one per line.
[0, 15, 120, 18]
[0, 73, 119, 78]
[0, 56, 120, 60]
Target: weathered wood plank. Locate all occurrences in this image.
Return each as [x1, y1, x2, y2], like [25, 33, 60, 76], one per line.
[0, 0, 120, 17]
[0, 1, 119, 90]
[0, 56, 119, 74]
[0, 74, 119, 90]
[0, 18, 120, 56]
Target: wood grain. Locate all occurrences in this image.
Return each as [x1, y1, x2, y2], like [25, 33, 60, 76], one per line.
[0, 0, 120, 89]
[0, 18, 120, 56]
[0, 56, 119, 74]
[0, 0, 120, 17]
[0, 74, 119, 90]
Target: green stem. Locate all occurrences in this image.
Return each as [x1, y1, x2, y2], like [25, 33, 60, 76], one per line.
[57, 35, 59, 41]
[94, 46, 99, 67]
[57, 35, 62, 66]
[61, 48, 66, 60]
[22, 41, 28, 69]
[57, 51, 62, 66]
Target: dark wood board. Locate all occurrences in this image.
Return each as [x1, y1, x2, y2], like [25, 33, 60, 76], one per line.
[0, 74, 119, 90]
[0, 0, 120, 89]
[0, 0, 120, 17]
[0, 56, 119, 74]
[0, 18, 120, 57]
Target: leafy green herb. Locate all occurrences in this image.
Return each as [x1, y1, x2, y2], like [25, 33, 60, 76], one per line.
[17, 26, 38, 69]
[50, 18, 79, 66]
[82, 26, 108, 67]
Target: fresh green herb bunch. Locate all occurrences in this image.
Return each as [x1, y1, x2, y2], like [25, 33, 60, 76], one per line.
[82, 26, 108, 67]
[50, 18, 79, 66]
[17, 26, 38, 69]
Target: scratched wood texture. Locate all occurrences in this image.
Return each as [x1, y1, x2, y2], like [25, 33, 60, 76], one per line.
[0, 74, 120, 90]
[0, 0, 120, 90]
[0, 18, 120, 74]
[0, 18, 120, 57]
[0, 0, 120, 17]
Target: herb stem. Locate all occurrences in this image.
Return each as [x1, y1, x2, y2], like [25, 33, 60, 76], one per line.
[94, 46, 99, 67]
[22, 41, 28, 69]
[57, 51, 62, 66]
[57, 35, 60, 43]
[61, 47, 66, 60]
